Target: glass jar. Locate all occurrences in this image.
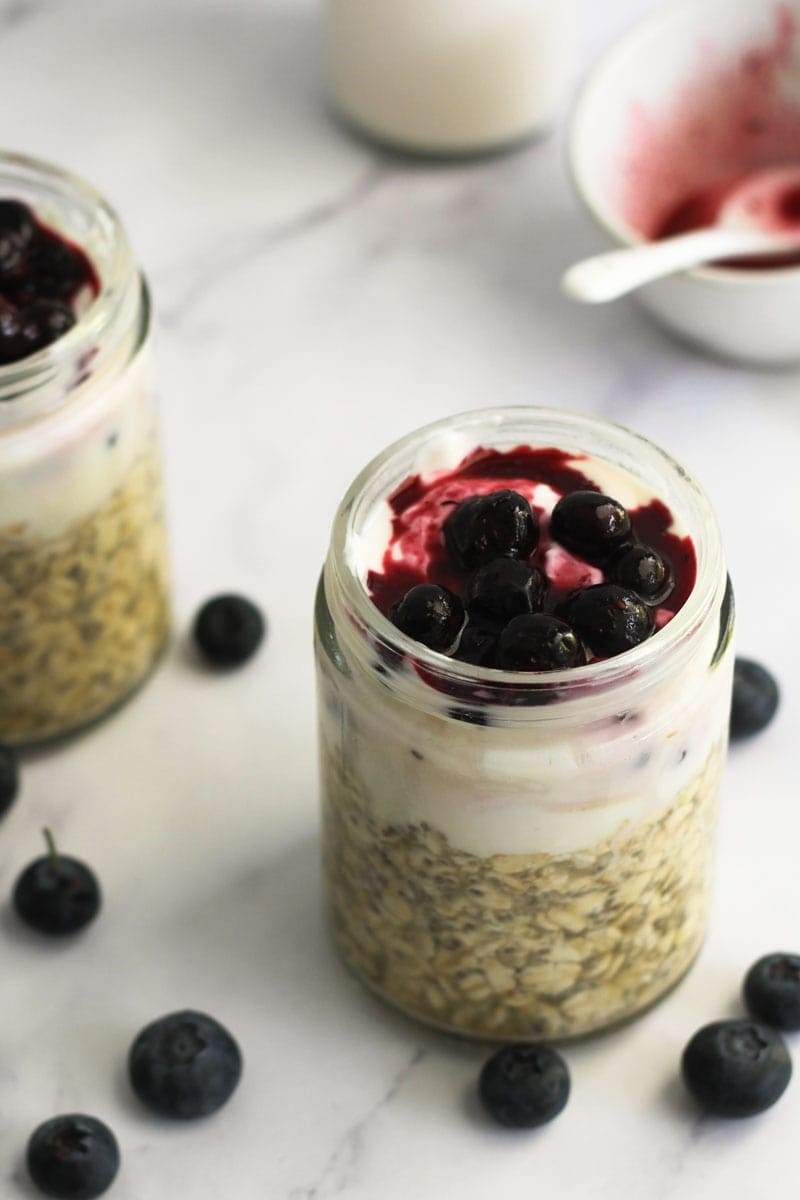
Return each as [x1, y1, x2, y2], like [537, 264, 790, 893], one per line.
[316, 408, 734, 1041]
[0, 153, 170, 746]
[325, 0, 576, 156]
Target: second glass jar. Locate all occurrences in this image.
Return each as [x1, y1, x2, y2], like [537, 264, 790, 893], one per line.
[0, 154, 170, 746]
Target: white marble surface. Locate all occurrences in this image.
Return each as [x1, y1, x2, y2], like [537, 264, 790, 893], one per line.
[2, 0, 800, 1196]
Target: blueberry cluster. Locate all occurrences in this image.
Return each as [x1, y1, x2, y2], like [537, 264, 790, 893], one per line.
[0, 199, 95, 366]
[390, 488, 672, 669]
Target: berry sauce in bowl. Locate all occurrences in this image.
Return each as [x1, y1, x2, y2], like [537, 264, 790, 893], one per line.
[569, 0, 800, 362]
[317, 407, 733, 1042]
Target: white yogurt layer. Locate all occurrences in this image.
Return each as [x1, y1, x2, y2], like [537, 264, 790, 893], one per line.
[320, 435, 730, 858]
[0, 344, 154, 539]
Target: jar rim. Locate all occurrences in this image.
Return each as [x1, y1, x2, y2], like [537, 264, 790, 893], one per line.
[0, 150, 137, 418]
[329, 405, 726, 697]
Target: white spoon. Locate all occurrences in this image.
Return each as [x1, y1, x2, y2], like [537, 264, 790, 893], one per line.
[563, 166, 800, 304]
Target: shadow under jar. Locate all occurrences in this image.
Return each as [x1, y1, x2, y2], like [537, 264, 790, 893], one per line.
[0, 154, 170, 746]
[315, 408, 734, 1042]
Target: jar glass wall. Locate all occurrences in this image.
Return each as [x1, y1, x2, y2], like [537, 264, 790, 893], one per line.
[316, 408, 733, 1041]
[0, 154, 170, 745]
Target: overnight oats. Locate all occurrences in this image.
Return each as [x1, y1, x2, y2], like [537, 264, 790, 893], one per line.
[315, 408, 734, 1041]
[0, 154, 169, 746]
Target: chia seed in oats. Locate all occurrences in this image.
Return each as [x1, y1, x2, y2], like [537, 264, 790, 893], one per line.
[322, 745, 723, 1041]
[0, 443, 170, 745]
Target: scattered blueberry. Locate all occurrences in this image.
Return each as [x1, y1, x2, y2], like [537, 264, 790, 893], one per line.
[27, 1113, 119, 1200]
[455, 620, 499, 667]
[193, 593, 266, 667]
[479, 1043, 570, 1128]
[744, 954, 800, 1031]
[465, 557, 545, 626]
[612, 544, 671, 602]
[549, 491, 631, 564]
[13, 829, 101, 935]
[391, 584, 464, 652]
[128, 1009, 242, 1119]
[0, 741, 19, 817]
[497, 614, 582, 671]
[730, 658, 779, 740]
[560, 584, 653, 658]
[681, 1019, 792, 1117]
[443, 490, 538, 571]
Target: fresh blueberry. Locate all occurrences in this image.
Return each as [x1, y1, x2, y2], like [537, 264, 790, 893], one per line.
[730, 658, 779, 740]
[0, 741, 19, 817]
[497, 613, 582, 671]
[549, 491, 631, 564]
[391, 584, 464, 652]
[465, 557, 546, 625]
[612, 544, 672, 601]
[479, 1043, 570, 1128]
[443, 490, 538, 571]
[744, 954, 800, 1031]
[128, 1009, 242, 1119]
[13, 830, 101, 935]
[455, 620, 499, 667]
[193, 593, 266, 667]
[682, 1019, 791, 1117]
[560, 584, 653, 658]
[26, 1113, 119, 1200]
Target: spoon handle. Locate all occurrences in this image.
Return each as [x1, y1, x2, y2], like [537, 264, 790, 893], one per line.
[561, 228, 786, 304]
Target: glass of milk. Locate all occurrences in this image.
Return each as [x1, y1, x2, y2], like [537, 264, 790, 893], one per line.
[326, 0, 577, 156]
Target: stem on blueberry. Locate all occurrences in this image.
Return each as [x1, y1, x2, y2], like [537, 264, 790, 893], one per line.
[42, 827, 59, 867]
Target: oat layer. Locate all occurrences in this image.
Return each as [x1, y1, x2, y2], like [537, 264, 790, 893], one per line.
[322, 745, 722, 1041]
[0, 445, 170, 745]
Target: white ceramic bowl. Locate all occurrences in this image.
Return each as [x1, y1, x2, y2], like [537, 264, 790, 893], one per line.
[568, 0, 800, 365]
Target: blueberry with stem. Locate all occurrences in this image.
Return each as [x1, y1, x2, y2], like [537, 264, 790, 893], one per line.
[13, 829, 101, 935]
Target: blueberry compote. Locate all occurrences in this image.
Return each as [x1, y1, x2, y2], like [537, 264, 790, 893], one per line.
[368, 446, 695, 671]
[0, 199, 98, 366]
